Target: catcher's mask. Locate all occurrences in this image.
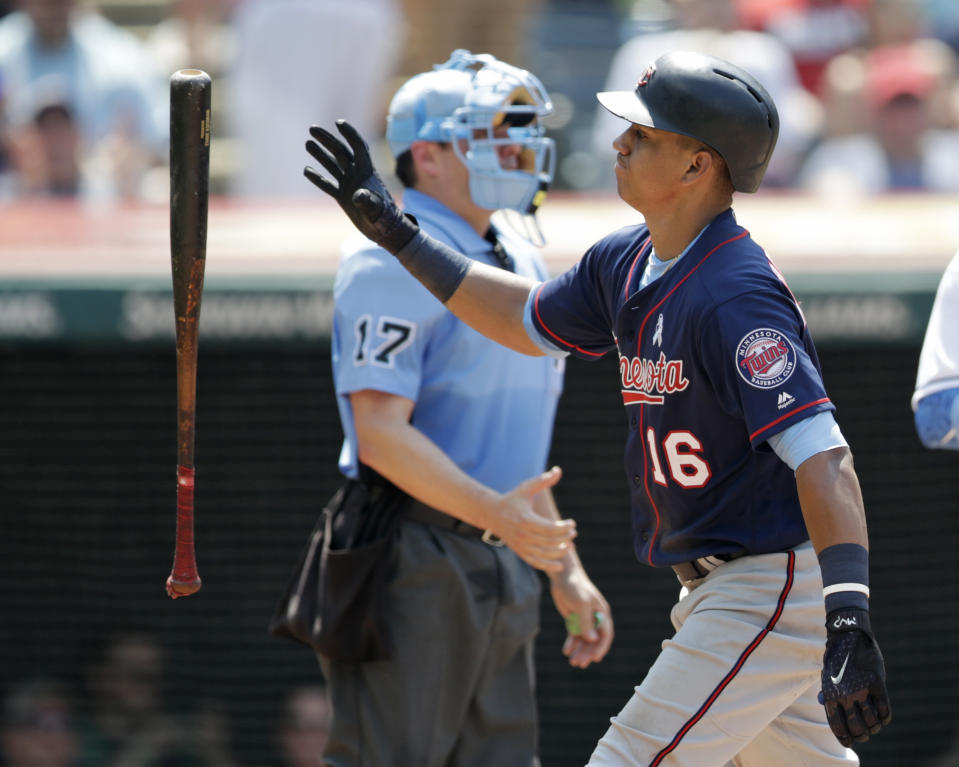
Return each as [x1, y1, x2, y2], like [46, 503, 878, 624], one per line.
[597, 51, 779, 193]
[386, 49, 555, 216]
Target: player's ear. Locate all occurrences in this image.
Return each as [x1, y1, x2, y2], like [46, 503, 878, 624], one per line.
[682, 146, 714, 186]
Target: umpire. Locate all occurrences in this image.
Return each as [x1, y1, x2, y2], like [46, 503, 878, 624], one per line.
[310, 50, 613, 766]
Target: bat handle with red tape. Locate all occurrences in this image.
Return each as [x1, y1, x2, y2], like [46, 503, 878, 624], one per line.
[166, 465, 201, 598]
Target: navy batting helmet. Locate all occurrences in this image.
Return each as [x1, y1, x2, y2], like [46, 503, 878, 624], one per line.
[597, 51, 779, 193]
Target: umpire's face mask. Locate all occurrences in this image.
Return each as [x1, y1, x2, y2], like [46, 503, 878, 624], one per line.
[453, 84, 556, 216]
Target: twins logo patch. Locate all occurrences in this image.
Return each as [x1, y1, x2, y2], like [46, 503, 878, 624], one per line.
[736, 328, 796, 389]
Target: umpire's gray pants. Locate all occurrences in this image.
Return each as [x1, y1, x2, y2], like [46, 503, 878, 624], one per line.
[318, 517, 543, 767]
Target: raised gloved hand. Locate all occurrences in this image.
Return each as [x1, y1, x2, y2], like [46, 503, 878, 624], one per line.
[819, 608, 892, 746]
[304, 120, 419, 254]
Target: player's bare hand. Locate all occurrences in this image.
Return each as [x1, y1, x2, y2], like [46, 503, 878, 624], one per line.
[486, 467, 576, 573]
[304, 120, 419, 254]
[819, 608, 892, 747]
[551, 568, 614, 668]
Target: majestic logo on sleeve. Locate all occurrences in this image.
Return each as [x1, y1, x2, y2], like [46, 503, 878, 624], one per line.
[777, 391, 796, 410]
[736, 328, 797, 389]
[620, 350, 689, 405]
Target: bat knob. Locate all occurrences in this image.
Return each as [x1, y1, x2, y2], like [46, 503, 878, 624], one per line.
[166, 575, 202, 599]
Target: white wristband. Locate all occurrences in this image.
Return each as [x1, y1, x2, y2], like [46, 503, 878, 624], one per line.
[822, 582, 870, 598]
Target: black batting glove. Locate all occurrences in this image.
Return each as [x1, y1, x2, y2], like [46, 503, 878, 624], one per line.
[304, 120, 419, 254]
[819, 608, 892, 747]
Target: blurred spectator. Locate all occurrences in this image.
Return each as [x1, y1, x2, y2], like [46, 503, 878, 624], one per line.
[1, 87, 83, 198]
[144, 0, 235, 195]
[866, 0, 959, 128]
[868, 0, 925, 47]
[1, 677, 78, 767]
[144, 0, 235, 81]
[275, 686, 331, 767]
[923, 0, 959, 55]
[0, 71, 9, 174]
[736, 0, 870, 94]
[799, 43, 959, 194]
[0, 0, 168, 201]
[592, 0, 821, 187]
[226, 0, 400, 198]
[397, 0, 543, 81]
[816, 0, 959, 138]
[76, 629, 237, 767]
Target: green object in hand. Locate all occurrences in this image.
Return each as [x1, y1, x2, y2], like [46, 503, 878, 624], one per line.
[567, 612, 606, 635]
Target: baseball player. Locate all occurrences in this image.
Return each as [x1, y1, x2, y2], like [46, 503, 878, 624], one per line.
[304, 51, 893, 766]
[913, 249, 959, 450]
[306, 50, 613, 766]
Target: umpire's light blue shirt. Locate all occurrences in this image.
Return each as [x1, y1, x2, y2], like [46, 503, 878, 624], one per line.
[332, 189, 564, 493]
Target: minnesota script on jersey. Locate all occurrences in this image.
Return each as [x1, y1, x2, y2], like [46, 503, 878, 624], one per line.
[531, 209, 833, 566]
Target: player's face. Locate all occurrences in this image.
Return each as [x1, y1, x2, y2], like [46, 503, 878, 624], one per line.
[612, 123, 694, 213]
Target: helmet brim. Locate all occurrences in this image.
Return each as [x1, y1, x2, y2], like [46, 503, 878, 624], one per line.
[596, 90, 655, 129]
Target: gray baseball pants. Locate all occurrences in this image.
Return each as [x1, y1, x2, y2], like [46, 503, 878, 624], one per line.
[318, 517, 543, 766]
[588, 541, 858, 766]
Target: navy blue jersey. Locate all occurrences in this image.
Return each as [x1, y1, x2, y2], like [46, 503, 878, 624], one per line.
[530, 209, 833, 566]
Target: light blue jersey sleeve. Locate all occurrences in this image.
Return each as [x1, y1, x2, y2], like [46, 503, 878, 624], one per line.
[767, 411, 848, 471]
[913, 251, 959, 450]
[523, 284, 570, 359]
[332, 243, 447, 402]
[915, 388, 959, 450]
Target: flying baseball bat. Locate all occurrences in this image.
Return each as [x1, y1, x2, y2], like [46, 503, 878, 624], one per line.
[166, 69, 211, 599]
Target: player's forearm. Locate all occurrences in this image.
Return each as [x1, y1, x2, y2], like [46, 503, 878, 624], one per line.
[796, 446, 872, 614]
[355, 418, 501, 530]
[446, 264, 545, 356]
[794, 446, 868, 552]
[396, 230, 544, 356]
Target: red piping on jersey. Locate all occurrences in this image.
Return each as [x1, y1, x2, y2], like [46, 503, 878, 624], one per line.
[749, 398, 831, 442]
[763, 251, 808, 328]
[634, 230, 749, 359]
[648, 550, 796, 767]
[624, 240, 653, 303]
[533, 283, 605, 358]
[635, 229, 749, 563]
[639, 404, 654, 563]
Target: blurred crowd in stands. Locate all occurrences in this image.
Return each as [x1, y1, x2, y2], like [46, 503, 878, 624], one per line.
[1, 0, 958, 202]
[594, 0, 959, 196]
[0, 628, 331, 767]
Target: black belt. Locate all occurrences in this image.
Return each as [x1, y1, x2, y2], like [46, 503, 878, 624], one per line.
[404, 500, 504, 545]
[672, 551, 746, 585]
